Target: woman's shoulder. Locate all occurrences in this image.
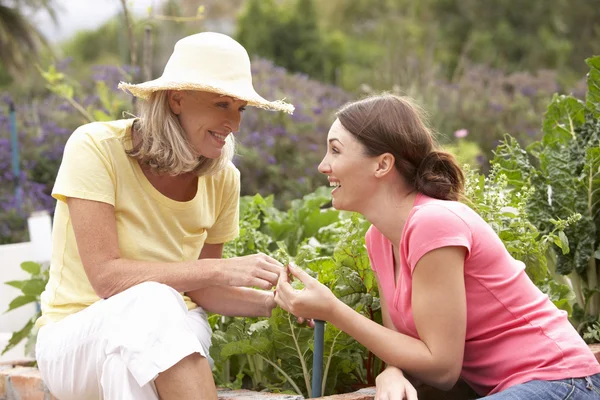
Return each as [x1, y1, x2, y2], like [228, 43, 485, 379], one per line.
[412, 195, 477, 223]
[204, 161, 241, 185]
[67, 118, 135, 146]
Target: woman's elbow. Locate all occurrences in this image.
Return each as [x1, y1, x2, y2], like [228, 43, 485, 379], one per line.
[85, 261, 119, 299]
[431, 366, 461, 391]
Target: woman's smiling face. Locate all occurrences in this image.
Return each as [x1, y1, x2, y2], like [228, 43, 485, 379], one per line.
[318, 119, 378, 212]
[168, 90, 247, 159]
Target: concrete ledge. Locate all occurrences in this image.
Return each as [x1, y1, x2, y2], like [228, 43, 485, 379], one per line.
[2, 345, 599, 400]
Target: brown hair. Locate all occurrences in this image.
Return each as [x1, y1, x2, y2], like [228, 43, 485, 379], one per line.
[336, 93, 464, 201]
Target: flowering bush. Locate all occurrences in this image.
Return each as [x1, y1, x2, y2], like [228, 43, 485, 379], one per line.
[362, 62, 586, 170]
[0, 61, 134, 244]
[0, 57, 349, 243]
[236, 58, 351, 206]
[0, 57, 584, 243]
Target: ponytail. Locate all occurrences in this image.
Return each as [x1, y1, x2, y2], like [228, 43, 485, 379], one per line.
[414, 150, 464, 201]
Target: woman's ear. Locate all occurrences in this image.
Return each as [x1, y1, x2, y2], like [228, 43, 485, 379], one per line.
[167, 90, 183, 115]
[374, 153, 395, 178]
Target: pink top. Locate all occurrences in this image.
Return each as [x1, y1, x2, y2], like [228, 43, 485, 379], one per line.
[365, 193, 600, 396]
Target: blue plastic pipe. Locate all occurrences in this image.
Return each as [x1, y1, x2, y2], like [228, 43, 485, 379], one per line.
[311, 319, 325, 397]
[9, 101, 22, 210]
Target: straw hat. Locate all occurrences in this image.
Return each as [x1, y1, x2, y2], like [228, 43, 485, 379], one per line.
[118, 32, 294, 114]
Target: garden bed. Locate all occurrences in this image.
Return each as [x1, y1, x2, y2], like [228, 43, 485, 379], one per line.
[2, 345, 599, 400]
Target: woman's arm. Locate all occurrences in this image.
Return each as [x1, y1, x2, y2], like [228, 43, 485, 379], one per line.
[68, 198, 283, 299]
[276, 246, 467, 390]
[186, 243, 276, 317]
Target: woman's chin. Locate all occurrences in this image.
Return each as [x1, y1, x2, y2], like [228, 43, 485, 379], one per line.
[197, 149, 222, 159]
[331, 198, 347, 211]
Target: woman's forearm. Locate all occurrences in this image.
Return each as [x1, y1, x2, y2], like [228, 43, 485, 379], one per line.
[330, 300, 458, 390]
[187, 286, 273, 317]
[92, 257, 226, 299]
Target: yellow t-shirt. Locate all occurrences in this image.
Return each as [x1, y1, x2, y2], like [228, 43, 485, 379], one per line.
[36, 118, 240, 327]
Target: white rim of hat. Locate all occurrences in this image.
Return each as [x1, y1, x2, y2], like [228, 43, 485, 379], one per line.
[118, 32, 294, 114]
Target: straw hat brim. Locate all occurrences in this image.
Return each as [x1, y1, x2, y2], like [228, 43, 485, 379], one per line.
[118, 79, 295, 114]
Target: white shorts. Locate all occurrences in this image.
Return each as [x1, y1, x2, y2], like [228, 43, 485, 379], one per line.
[36, 282, 213, 400]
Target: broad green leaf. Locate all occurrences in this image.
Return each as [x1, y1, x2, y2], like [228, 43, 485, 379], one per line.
[20, 261, 41, 275]
[556, 231, 570, 255]
[4, 280, 26, 290]
[585, 56, 600, 115]
[5, 295, 36, 312]
[221, 337, 272, 358]
[21, 279, 47, 296]
[542, 94, 585, 147]
[1, 318, 35, 355]
[248, 320, 271, 335]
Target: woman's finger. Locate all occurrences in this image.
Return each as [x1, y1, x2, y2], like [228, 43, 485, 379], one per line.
[276, 271, 296, 298]
[287, 264, 314, 284]
[257, 269, 279, 286]
[406, 385, 418, 400]
[274, 288, 288, 309]
[260, 253, 284, 268]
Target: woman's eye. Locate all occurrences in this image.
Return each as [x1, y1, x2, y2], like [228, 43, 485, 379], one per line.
[239, 107, 246, 113]
[216, 102, 229, 109]
[331, 147, 339, 154]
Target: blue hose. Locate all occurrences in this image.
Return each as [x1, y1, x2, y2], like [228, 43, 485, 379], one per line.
[311, 319, 325, 397]
[9, 101, 22, 210]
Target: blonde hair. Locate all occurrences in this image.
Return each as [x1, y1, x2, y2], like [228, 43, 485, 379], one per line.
[126, 90, 235, 176]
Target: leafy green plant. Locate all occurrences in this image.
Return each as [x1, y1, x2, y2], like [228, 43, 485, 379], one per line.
[216, 190, 381, 396]
[2, 261, 47, 356]
[491, 55, 600, 339]
[464, 164, 578, 312]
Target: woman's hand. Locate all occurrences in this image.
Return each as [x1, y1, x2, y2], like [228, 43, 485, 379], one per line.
[222, 253, 284, 290]
[274, 264, 339, 321]
[264, 290, 278, 317]
[375, 366, 418, 400]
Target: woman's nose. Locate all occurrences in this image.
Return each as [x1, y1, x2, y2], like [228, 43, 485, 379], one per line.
[318, 157, 330, 174]
[225, 110, 242, 132]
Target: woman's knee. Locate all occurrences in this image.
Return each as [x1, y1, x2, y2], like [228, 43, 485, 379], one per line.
[122, 282, 186, 313]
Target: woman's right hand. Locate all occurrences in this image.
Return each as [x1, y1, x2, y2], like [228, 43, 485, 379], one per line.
[221, 253, 284, 289]
[375, 366, 418, 400]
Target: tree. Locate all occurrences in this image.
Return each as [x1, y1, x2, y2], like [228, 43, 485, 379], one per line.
[0, 0, 57, 78]
[236, 0, 344, 84]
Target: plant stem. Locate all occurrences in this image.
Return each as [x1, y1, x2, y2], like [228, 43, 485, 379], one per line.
[258, 355, 304, 396]
[322, 330, 342, 395]
[587, 162, 599, 317]
[247, 354, 257, 388]
[587, 256, 599, 316]
[288, 315, 312, 397]
[62, 96, 94, 123]
[570, 270, 585, 312]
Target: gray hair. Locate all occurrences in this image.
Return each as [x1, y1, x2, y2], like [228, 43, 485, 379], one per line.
[126, 90, 235, 176]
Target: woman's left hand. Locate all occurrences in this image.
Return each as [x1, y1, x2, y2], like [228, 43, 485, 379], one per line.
[274, 264, 339, 321]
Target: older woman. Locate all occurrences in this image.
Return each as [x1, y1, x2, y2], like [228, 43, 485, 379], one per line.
[275, 94, 600, 400]
[35, 32, 294, 400]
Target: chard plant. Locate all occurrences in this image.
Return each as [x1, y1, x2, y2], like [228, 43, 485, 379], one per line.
[492, 55, 600, 339]
[216, 189, 382, 396]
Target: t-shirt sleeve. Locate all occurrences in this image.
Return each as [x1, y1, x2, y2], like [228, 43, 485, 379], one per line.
[52, 128, 116, 205]
[404, 204, 472, 273]
[205, 164, 240, 244]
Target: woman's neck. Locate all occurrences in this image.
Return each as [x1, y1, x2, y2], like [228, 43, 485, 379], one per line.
[361, 187, 417, 248]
